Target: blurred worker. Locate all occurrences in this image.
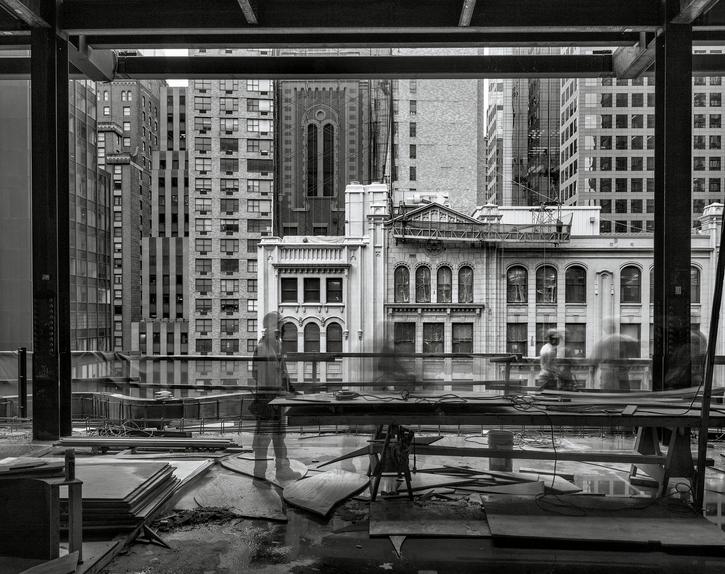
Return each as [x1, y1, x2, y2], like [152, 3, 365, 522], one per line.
[591, 319, 637, 392]
[251, 311, 299, 483]
[536, 329, 561, 390]
[663, 325, 708, 390]
[372, 321, 416, 393]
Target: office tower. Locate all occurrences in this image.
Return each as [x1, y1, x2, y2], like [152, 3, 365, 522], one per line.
[97, 79, 163, 350]
[0, 79, 112, 351]
[484, 49, 561, 207]
[560, 47, 725, 233]
[188, 49, 273, 357]
[133, 86, 190, 358]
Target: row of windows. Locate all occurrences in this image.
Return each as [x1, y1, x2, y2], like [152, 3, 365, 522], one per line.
[392, 322, 473, 354]
[194, 218, 271, 234]
[600, 199, 654, 214]
[193, 178, 272, 194]
[193, 79, 272, 93]
[279, 323, 343, 353]
[194, 279, 257, 297]
[194, 158, 274, 173]
[195, 238, 260, 255]
[195, 297, 256, 313]
[393, 265, 474, 304]
[281, 277, 343, 304]
[585, 177, 654, 194]
[195, 318, 257, 334]
[193, 136, 273, 154]
[506, 265, 702, 304]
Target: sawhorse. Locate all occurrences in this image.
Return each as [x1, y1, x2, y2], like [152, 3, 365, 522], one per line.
[368, 424, 415, 501]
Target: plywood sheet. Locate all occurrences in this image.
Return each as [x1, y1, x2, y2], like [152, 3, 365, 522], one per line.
[370, 500, 491, 537]
[220, 457, 307, 488]
[68, 461, 170, 500]
[19, 552, 78, 574]
[173, 467, 287, 521]
[484, 495, 725, 548]
[283, 469, 369, 516]
[400, 473, 475, 492]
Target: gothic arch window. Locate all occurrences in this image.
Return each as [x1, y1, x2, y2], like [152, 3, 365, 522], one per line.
[437, 266, 452, 303]
[304, 323, 320, 353]
[536, 266, 557, 304]
[416, 266, 431, 303]
[281, 323, 298, 354]
[305, 115, 337, 198]
[691, 266, 701, 304]
[323, 123, 335, 197]
[507, 266, 528, 303]
[306, 124, 318, 197]
[394, 266, 410, 303]
[326, 323, 343, 353]
[458, 266, 474, 303]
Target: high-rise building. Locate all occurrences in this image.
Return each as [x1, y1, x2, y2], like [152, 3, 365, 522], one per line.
[560, 47, 725, 233]
[188, 49, 273, 357]
[96, 80, 162, 350]
[485, 49, 561, 207]
[132, 86, 190, 358]
[391, 49, 487, 214]
[0, 78, 112, 351]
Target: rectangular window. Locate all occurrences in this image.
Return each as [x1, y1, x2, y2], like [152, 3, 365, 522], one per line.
[565, 324, 586, 357]
[247, 259, 258, 273]
[304, 278, 320, 303]
[220, 259, 239, 273]
[394, 323, 416, 354]
[221, 319, 239, 334]
[195, 319, 212, 333]
[247, 239, 259, 253]
[221, 299, 239, 313]
[195, 259, 211, 274]
[452, 323, 473, 354]
[326, 278, 343, 303]
[694, 114, 706, 128]
[506, 323, 527, 355]
[220, 158, 239, 172]
[219, 118, 238, 132]
[220, 198, 239, 213]
[220, 97, 238, 112]
[195, 157, 211, 172]
[195, 278, 212, 293]
[196, 299, 212, 313]
[220, 339, 239, 354]
[409, 166, 417, 181]
[409, 122, 416, 137]
[196, 340, 212, 354]
[620, 324, 641, 357]
[409, 144, 416, 159]
[247, 319, 257, 333]
[409, 100, 417, 115]
[195, 238, 211, 253]
[220, 239, 239, 253]
[422, 323, 444, 354]
[194, 96, 211, 111]
[247, 158, 274, 173]
[247, 299, 257, 312]
[281, 278, 297, 302]
[220, 138, 238, 154]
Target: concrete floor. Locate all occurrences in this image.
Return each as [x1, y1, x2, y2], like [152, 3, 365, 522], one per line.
[97, 431, 725, 574]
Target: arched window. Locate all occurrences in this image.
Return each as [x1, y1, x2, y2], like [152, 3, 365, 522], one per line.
[458, 266, 474, 303]
[304, 323, 320, 353]
[306, 124, 318, 197]
[536, 266, 557, 303]
[437, 266, 452, 303]
[323, 124, 335, 197]
[565, 266, 586, 304]
[281, 323, 298, 354]
[621, 266, 641, 303]
[507, 266, 528, 303]
[416, 266, 431, 303]
[326, 323, 343, 353]
[394, 266, 410, 303]
[691, 266, 701, 304]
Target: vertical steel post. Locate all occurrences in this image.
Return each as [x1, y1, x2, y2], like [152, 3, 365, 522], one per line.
[18, 347, 27, 418]
[653, 9, 692, 391]
[31, 14, 71, 439]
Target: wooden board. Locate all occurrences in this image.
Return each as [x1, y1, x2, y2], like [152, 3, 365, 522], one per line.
[220, 457, 307, 488]
[369, 500, 491, 537]
[458, 481, 544, 496]
[483, 495, 725, 548]
[283, 469, 369, 516]
[399, 473, 475, 492]
[19, 552, 78, 574]
[519, 467, 576, 482]
[173, 467, 287, 521]
[68, 461, 171, 501]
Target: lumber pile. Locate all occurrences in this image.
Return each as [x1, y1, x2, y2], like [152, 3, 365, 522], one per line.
[60, 461, 179, 530]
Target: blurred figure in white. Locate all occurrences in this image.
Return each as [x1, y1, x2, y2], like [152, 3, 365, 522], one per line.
[536, 329, 561, 390]
[591, 319, 637, 392]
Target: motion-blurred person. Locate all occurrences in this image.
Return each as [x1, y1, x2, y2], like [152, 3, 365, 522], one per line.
[591, 319, 637, 392]
[372, 322, 416, 393]
[251, 311, 299, 483]
[536, 329, 561, 390]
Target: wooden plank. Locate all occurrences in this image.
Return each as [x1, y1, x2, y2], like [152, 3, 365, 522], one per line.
[56, 437, 234, 449]
[369, 500, 491, 537]
[173, 467, 287, 521]
[19, 551, 78, 574]
[220, 457, 307, 488]
[389, 535, 405, 558]
[283, 469, 369, 516]
[519, 467, 576, 482]
[483, 494, 725, 547]
[318, 435, 442, 468]
[400, 473, 476, 492]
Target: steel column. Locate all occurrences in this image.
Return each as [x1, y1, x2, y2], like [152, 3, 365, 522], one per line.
[653, 16, 692, 390]
[31, 22, 71, 439]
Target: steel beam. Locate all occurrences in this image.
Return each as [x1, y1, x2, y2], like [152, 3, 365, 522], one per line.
[0, 57, 84, 77]
[59, 0, 661, 34]
[653, 14, 692, 391]
[115, 54, 614, 79]
[673, 0, 721, 23]
[237, 0, 258, 25]
[80, 31, 643, 50]
[31, 25, 72, 440]
[612, 34, 656, 78]
[67, 37, 116, 81]
[0, 0, 48, 28]
[458, 0, 477, 27]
